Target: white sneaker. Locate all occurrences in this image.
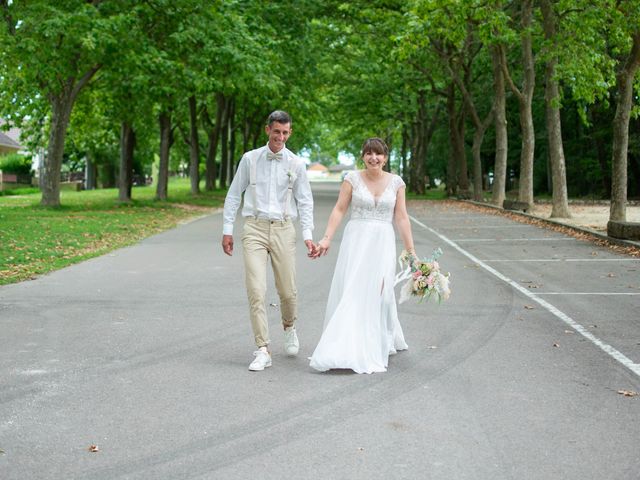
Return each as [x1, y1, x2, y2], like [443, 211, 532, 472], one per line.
[248, 348, 272, 371]
[284, 326, 299, 356]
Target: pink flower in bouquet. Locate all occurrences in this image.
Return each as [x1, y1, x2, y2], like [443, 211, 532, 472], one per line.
[396, 247, 451, 304]
[426, 273, 436, 287]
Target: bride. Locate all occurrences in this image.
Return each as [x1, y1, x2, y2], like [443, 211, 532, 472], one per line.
[310, 138, 417, 374]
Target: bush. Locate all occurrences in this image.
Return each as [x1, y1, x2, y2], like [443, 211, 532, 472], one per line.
[0, 153, 32, 176]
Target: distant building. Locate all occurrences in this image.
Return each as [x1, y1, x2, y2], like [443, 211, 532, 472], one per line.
[307, 162, 329, 179]
[0, 120, 24, 155]
[327, 163, 353, 173]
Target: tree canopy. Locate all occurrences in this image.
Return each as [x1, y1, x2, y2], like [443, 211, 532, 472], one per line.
[1, 0, 638, 220]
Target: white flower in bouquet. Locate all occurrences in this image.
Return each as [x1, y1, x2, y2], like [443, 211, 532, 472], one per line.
[395, 248, 451, 304]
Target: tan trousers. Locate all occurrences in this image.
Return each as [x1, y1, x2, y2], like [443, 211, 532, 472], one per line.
[242, 218, 297, 347]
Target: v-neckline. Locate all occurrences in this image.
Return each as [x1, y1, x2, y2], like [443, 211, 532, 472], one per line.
[358, 171, 392, 206]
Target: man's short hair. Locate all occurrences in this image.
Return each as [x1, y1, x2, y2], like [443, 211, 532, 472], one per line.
[267, 110, 292, 126]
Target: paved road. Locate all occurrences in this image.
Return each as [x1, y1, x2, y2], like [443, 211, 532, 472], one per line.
[1, 182, 639, 480]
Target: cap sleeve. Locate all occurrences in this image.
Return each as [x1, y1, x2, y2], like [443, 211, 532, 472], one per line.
[343, 170, 357, 186]
[393, 174, 406, 192]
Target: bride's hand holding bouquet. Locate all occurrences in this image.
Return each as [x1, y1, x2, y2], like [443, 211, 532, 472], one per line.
[395, 248, 451, 304]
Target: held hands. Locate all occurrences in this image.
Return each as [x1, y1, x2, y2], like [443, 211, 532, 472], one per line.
[311, 238, 330, 258]
[304, 239, 317, 258]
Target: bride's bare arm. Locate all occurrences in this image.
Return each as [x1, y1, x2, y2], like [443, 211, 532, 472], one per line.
[394, 186, 416, 255]
[314, 180, 353, 257]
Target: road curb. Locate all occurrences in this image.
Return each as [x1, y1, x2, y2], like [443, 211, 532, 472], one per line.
[459, 200, 640, 250]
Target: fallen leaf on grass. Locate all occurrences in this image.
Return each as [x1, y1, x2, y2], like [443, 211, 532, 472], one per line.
[88, 445, 99, 453]
[524, 305, 535, 310]
[617, 390, 638, 397]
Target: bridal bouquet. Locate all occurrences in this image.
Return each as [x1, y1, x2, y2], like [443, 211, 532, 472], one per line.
[395, 248, 451, 304]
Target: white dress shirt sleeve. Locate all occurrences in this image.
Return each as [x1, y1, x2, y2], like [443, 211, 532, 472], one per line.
[222, 154, 250, 236]
[292, 158, 314, 241]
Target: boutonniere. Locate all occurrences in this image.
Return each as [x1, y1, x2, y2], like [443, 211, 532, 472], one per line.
[287, 170, 297, 183]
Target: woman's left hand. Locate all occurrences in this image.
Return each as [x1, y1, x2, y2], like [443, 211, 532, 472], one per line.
[313, 238, 331, 258]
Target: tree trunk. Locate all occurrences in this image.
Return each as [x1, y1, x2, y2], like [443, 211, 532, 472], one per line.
[41, 90, 74, 206]
[40, 66, 100, 206]
[518, 96, 536, 208]
[610, 31, 640, 222]
[450, 67, 492, 202]
[219, 96, 230, 190]
[471, 111, 494, 202]
[410, 91, 427, 194]
[242, 108, 251, 155]
[591, 108, 612, 198]
[491, 45, 508, 207]
[409, 92, 441, 194]
[252, 126, 261, 150]
[98, 158, 116, 188]
[187, 95, 200, 195]
[205, 128, 218, 191]
[540, 0, 571, 218]
[455, 110, 469, 196]
[445, 82, 468, 197]
[156, 111, 171, 201]
[516, 0, 536, 210]
[400, 125, 408, 184]
[118, 121, 135, 202]
[85, 152, 96, 190]
[228, 97, 237, 179]
[446, 83, 458, 196]
[203, 95, 224, 191]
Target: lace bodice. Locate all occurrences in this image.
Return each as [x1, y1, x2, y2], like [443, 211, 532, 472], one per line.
[345, 171, 405, 222]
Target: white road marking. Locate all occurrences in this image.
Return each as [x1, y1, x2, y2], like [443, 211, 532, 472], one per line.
[410, 215, 640, 378]
[455, 237, 574, 242]
[536, 292, 640, 296]
[435, 225, 534, 229]
[484, 258, 640, 262]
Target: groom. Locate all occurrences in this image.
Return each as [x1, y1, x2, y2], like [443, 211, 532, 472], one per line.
[221, 110, 315, 371]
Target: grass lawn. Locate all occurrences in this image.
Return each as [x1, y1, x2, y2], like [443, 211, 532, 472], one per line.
[0, 179, 225, 285]
[406, 186, 448, 200]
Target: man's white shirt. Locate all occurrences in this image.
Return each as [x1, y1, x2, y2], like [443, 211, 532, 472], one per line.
[222, 145, 314, 240]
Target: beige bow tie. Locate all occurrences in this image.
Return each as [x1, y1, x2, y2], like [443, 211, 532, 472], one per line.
[267, 151, 283, 161]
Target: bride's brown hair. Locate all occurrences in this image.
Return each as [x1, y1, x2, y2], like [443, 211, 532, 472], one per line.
[361, 137, 389, 158]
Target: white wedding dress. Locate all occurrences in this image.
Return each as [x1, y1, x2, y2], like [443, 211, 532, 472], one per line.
[309, 171, 408, 374]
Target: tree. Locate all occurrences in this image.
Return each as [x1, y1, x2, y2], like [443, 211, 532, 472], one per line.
[609, 1, 640, 222]
[539, 0, 571, 217]
[0, 1, 130, 206]
[499, 0, 536, 210]
[491, 43, 507, 207]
